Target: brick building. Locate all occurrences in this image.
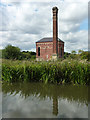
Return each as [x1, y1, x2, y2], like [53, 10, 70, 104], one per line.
[36, 7, 64, 61]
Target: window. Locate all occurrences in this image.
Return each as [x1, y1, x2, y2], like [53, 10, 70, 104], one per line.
[61, 47, 62, 57]
[47, 55, 48, 59]
[38, 47, 40, 56]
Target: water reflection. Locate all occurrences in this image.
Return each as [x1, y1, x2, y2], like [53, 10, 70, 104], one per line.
[53, 97, 58, 116]
[2, 82, 88, 118]
[0, 83, 2, 119]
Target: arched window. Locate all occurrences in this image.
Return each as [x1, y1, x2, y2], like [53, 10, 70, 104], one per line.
[38, 47, 40, 56]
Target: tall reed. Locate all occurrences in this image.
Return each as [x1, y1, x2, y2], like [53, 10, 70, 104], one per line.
[2, 59, 90, 85]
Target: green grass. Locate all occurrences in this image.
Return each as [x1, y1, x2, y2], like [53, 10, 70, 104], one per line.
[1, 59, 90, 85]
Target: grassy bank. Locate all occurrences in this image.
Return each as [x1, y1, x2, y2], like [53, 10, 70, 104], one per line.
[2, 59, 90, 85]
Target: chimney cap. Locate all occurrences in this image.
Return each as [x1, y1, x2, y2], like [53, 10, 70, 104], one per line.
[52, 6, 58, 11]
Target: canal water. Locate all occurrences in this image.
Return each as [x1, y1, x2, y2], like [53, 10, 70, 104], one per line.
[2, 82, 88, 118]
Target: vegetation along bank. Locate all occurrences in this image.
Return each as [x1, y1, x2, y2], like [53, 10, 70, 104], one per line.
[2, 59, 90, 85]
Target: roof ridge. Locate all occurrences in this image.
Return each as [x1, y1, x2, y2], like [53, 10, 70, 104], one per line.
[36, 37, 64, 43]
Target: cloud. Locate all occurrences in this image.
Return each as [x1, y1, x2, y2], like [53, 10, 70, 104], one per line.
[60, 3, 87, 22]
[58, 2, 88, 34]
[64, 0, 89, 3]
[60, 30, 88, 52]
[0, 1, 88, 52]
[1, 0, 90, 3]
[2, 92, 88, 118]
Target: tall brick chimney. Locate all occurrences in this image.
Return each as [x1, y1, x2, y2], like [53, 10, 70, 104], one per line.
[52, 7, 58, 59]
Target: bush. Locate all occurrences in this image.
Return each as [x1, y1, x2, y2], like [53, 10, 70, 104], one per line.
[1, 45, 36, 60]
[3, 45, 21, 60]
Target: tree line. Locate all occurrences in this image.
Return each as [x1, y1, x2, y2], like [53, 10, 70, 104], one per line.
[0, 44, 89, 60]
[64, 50, 89, 60]
[0, 45, 36, 60]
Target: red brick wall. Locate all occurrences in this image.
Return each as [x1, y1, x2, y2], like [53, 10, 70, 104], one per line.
[52, 7, 58, 54]
[36, 41, 64, 60]
[36, 42, 53, 60]
[58, 41, 64, 58]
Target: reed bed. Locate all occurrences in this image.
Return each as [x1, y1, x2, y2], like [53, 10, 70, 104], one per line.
[2, 59, 90, 85]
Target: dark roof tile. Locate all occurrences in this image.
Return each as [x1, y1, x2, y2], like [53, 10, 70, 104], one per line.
[36, 37, 64, 43]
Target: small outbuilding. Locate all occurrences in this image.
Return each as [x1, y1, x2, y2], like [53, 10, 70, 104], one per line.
[36, 7, 64, 61]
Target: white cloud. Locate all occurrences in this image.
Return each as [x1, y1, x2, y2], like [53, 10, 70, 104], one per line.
[64, 0, 89, 3]
[0, 1, 88, 52]
[60, 30, 88, 52]
[60, 3, 88, 22]
[1, 0, 90, 3]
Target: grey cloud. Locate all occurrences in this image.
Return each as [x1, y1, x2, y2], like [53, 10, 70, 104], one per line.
[17, 42, 36, 51]
[0, 2, 88, 52]
[59, 22, 80, 33]
[1, 31, 37, 51]
[60, 30, 88, 52]
[0, 7, 9, 31]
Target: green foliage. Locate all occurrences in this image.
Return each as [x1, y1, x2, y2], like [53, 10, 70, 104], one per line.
[3, 45, 21, 60]
[30, 51, 36, 55]
[80, 51, 89, 60]
[64, 50, 89, 61]
[64, 52, 70, 59]
[21, 52, 31, 60]
[31, 55, 36, 60]
[21, 51, 36, 60]
[0, 50, 2, 58]
[0, 49, 6, 59]
[78, 49, 83, 54]
[78, 50, 89, 60]
[2, 59, 90, 85]
[71, 50, 76, 54]
[68, 50, 76, 59]
[1, 45, 36, 60]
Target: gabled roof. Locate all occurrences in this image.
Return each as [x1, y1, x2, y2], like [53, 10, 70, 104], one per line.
[36, 37, 64, 43]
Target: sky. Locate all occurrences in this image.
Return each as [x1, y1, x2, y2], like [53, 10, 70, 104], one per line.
[0, 0, 89, 53]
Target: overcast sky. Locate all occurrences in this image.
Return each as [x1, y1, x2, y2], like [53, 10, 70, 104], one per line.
[0, 0, 89, 53]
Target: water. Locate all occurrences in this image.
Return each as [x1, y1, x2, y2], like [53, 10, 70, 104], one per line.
[2, 82, 88, 118]
[0, 83, 2, 119]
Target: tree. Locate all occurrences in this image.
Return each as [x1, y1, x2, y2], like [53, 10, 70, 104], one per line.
[80, 51, 89, 60]
[31, 55, 36, 60]
[21, 52, 31, 60]
[4, 45, 21, 60]
[30, 51, 36, 55]
[78, 49, 83, 54]
[71, 50, 76, 54]
[0, 50, 2, 58]
[2, 49, 6, 59]
[68, 50, 77, 59]
[64, 52, 70, 59]
[21, 51, 36, 60]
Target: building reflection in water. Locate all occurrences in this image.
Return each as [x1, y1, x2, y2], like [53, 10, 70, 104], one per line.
[2, 82, 88, 117]
[52, 97, 58, 116]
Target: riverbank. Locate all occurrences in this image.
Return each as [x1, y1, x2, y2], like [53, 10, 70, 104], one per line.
[1, 59, 90, 85]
